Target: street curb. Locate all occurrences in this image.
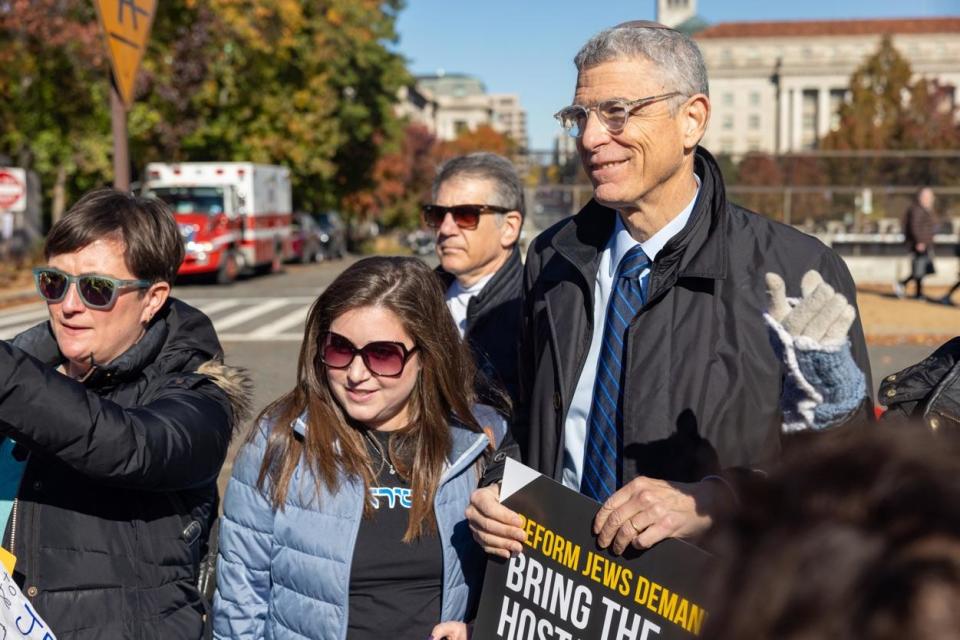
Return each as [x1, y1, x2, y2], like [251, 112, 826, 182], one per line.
[866, 333, 955, 347]
[0, 287, 36, 309]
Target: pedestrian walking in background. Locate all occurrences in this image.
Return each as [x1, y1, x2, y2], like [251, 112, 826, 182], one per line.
[895, 187, 938, 300]
[0, 189, 250, 639]
[213, 257, 515, 640]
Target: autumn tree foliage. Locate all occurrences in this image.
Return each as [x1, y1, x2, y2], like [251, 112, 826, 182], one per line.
[734, 152, 784, 217]
[435, 124, 515, 162]
[0, 1, 112, 222]
[344, 122, 519, 228]
[343, 123, 436, 228]
[821, 36, 960, 187]
[0, 0, 410, 219]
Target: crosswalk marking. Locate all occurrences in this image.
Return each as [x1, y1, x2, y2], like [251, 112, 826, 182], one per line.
[194, 299, 241, 316]
[0, 306, 46, 329]
[212, 299, 292, 333]
[0, 296, 311, 342]
[248, 305, 310, 338]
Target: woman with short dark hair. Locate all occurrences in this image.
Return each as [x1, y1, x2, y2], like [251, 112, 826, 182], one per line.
[0, 188, 250, 639]
[213, 256, 513, 640]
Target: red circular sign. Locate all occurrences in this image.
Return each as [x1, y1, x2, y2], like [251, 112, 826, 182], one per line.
[0, 170, 25, 209]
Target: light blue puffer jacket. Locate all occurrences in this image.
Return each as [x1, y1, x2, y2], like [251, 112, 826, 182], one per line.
[212, 406, 506, 640]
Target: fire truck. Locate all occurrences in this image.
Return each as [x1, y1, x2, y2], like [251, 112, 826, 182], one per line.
[143, 162, 293, 283]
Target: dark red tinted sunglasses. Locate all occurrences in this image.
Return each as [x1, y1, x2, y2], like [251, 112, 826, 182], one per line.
[320, 331, 418, 377]
[421, 204, 512, 230]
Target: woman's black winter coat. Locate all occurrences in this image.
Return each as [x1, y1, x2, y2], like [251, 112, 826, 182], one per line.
[0, 299, 250, 639]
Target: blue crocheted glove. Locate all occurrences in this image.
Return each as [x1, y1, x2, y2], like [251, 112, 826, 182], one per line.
[765, 271, 867, 432]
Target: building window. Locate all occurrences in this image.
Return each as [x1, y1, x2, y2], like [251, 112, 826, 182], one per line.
[801, 89, 818, 149]
[750, 92, 761, 106]
[747, 139, 762, 151]
[722, 93, 734, 107]
[748, 114, 761, 130]
[829, 88, 846, 132]
[454, 120, 469, 135]
[719, 138, 735, 153]
[722, 114, 734, 130]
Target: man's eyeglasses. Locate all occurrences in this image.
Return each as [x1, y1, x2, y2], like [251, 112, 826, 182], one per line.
[33, 267, 152, 310]
[554, 92, 683, 138]
[320, 331, 419, 378]
[421, 204, 512, 230]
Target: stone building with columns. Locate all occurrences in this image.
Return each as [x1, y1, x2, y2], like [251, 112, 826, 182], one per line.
[654, 2, 960, 156]
[696, 18, 960, 155]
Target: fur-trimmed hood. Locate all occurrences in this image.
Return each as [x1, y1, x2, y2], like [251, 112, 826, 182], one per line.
[198, 359, 254, 431]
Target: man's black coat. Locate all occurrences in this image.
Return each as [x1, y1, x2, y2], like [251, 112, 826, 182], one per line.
[438, 246, 524, 406]
[516, 148, 872, 484]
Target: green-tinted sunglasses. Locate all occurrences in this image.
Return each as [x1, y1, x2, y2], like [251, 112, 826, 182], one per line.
[33, 267, 152, 310]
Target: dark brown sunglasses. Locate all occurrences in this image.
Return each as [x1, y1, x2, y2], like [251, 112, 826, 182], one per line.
[421, 204, 512, 230]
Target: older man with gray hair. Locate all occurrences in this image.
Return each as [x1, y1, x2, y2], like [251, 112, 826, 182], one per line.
[423, 152, 525, 404]
[467, 21, 872, 557]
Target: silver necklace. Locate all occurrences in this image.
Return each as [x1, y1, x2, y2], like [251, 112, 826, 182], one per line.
[362, 430, 396, 476]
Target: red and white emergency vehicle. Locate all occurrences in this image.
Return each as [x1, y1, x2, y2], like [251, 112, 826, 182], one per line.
[143, 162, 293, 283]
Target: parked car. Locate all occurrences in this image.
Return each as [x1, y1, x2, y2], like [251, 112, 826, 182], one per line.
[405, 229, 436, 256]
[315, 211, 347, 260]
[289, 212, 325, 263]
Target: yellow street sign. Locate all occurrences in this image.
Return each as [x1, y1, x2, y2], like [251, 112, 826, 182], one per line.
[94, 0, 158, 108]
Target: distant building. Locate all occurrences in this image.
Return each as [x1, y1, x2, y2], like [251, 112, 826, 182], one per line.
[490, 94, 528, 151]
[553, 132, 578, 166]
[653, 2, 960, 156]
[395, 84, 437, 132]
[404, 72, 528, 149]
[656, 0, 708, 33]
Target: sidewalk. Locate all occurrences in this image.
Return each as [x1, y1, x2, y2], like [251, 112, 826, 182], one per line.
[0, 269, 36, 310]
[857, 284, 959, 346]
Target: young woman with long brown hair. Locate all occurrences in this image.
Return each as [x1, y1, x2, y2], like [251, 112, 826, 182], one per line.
[212, 256, 510, 640]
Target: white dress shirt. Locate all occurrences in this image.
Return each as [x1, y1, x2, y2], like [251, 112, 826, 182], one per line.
[445, 273, 494, 338]
[561, 180, 701, 490]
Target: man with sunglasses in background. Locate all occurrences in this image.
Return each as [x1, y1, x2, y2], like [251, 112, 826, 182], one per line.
[467, 21, 872, 560]
[0, 189, 250, 638]
[423, 152, 525, 406]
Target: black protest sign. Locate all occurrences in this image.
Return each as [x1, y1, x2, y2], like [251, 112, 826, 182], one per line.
[473, 459, 714, 640]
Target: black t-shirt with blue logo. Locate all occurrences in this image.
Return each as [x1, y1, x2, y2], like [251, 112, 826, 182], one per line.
[347, 429, 443, 639]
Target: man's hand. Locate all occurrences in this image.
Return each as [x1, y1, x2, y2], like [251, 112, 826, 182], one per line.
[593, 477, 729, 555]
[465, 484, 526, 559]
[430, 621, 469, 640]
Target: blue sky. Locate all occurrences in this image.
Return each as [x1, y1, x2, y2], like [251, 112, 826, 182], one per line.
[394, 0, 959, 150]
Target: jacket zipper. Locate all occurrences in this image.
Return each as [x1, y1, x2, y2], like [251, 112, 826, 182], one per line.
[9, 498, 17, 557]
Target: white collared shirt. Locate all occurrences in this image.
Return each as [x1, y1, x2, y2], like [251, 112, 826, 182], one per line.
[561, 178, 701, 490]
[445, 273, 495, 338]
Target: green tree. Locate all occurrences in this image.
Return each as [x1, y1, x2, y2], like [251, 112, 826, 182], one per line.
[2, 0, 411, 223]
[137, 0, 410, 213]
[0, 0, 112, 224]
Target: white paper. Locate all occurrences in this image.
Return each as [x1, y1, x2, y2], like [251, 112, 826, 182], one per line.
[0, 568, 56, 639]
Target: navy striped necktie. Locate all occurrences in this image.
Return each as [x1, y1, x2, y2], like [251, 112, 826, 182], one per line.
[581, 245, 649, 502]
